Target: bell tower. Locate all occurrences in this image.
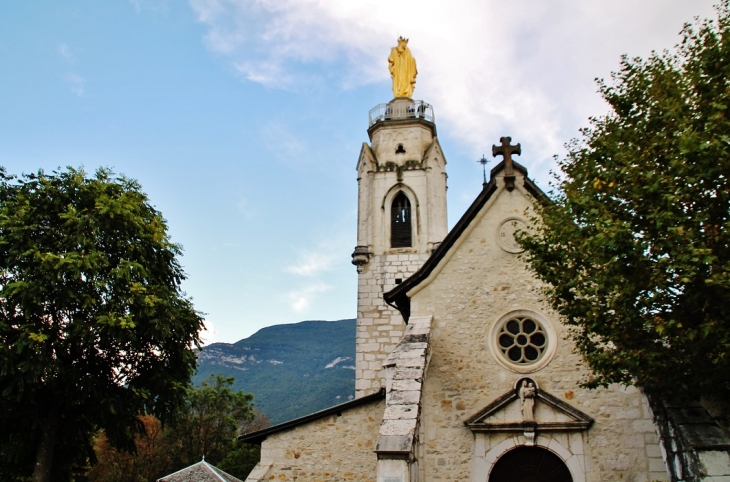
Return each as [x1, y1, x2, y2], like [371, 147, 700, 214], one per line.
[351, 97, 448, 396]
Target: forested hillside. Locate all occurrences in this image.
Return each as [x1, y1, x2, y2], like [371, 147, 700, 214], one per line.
[194, 319, 356, 424]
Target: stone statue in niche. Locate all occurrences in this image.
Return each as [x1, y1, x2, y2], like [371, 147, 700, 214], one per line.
[519, 381, 536, 422]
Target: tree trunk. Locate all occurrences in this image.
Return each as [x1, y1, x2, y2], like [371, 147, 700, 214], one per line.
[32, 404, 59, 482]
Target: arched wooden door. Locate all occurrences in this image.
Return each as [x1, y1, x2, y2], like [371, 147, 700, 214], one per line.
[489, 446, 573, 482]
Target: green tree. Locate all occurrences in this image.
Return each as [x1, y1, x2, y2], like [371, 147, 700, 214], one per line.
[0, 167, 204, 482]
[218, 408, 269, 478]
[520, 3, 730, 402]
[172, 375, 255, 467]
[89, 378, 265, 482]
[88, 415, 177, 482]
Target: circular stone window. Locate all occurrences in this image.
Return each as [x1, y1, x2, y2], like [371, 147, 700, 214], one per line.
[489, 310, 557, 373]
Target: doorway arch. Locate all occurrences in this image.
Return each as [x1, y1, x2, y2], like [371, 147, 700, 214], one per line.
[489, 446, 573, 482]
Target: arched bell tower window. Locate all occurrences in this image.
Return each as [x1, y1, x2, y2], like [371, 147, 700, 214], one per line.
[391, 191, 412, 248]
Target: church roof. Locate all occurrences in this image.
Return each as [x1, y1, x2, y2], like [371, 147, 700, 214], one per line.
[157, 459, 243, 482]
[238, 387, 386, 444]
[384, 159, 548, 322]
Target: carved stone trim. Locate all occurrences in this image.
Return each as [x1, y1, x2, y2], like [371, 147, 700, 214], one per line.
[464, 378, 594, 437]
[488, 310, 558, 374]
[351, 245, 371, 273]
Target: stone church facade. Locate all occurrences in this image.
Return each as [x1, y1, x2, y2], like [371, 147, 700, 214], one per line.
[240, 95, 730, 481]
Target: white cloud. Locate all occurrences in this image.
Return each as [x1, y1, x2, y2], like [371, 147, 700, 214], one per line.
[288, 283, 332, 312]
[188, 0, 716, 179]
[200, 318, 218, 345]
[287, 250, 335, 277]
[58, 43, 73, 61]
[63, 73, 86, 97]
[286, 234, 351, 277]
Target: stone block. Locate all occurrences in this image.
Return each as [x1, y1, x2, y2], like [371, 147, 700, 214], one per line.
[632, 419, 656, 433]
[389, 390, 421, 405]
[648, 473, 670, 481]
[645, 444, 662, 458]
[615, 409, 642, 419]
[383, 404, 419, 420]
[630, 473, 648, 482]
[700, 450, 730, 476]
[392, 379, 421, 391]
[623, 434, 645, 448]
[375, 435, 412, 454]
[368, 362, 382, 370]
[379, 419, 416, 437]
[394, 367, 422, 380]
[396, 356, 426, 369]
[648, 457, 667, 473]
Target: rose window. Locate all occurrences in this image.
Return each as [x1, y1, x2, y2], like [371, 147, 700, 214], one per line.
[497, 317, 548, 365]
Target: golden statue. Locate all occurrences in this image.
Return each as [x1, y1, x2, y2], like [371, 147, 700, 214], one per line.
[388, 37, 417, 98]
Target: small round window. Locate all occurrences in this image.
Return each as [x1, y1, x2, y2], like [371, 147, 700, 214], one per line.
[497, 316, 548, 365]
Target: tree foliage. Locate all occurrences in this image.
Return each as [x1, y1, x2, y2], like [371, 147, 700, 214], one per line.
[520, 3, 730, 402]
[89, 416, 177, 482]
[90, 375, 265, 482]
[0, 167, 204, 481]
[172, 375, 256, 466]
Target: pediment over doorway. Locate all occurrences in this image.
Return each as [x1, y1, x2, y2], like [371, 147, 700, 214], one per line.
[465, 378, 593, 434]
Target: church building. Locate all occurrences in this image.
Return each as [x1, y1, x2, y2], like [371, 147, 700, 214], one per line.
[240, 40, 730, 482]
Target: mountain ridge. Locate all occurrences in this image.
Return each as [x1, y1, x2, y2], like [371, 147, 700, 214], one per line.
[194, 318, 356, 425]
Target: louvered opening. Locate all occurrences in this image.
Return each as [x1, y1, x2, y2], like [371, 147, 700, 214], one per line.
[391, 192, 412, 248]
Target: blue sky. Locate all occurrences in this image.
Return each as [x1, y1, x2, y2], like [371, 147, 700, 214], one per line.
[0, 0, 716, 344]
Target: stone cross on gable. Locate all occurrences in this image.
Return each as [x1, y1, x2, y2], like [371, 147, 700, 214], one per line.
[492, 136, 521, 191]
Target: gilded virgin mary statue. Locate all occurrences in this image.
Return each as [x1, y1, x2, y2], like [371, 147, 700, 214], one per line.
[388, 37, 417, 98]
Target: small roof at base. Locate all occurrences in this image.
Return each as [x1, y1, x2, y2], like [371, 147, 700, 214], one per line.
[157, 459, 243, 482]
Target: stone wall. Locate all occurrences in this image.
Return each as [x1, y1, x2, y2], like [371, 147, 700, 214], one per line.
[356, 252, 430, 395]
[409, 173, 669, 481]
[246, 399, 384, 482]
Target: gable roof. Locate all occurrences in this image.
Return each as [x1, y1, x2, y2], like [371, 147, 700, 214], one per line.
[157, 459, 243, 482]
[383, 159, 548, 322]
[421, 137, 446, 166]
[356, 142, 377, 172]
[238, 388, 386, 444]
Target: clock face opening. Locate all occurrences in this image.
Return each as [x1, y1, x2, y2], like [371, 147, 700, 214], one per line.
[497, 217, 528, 253]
